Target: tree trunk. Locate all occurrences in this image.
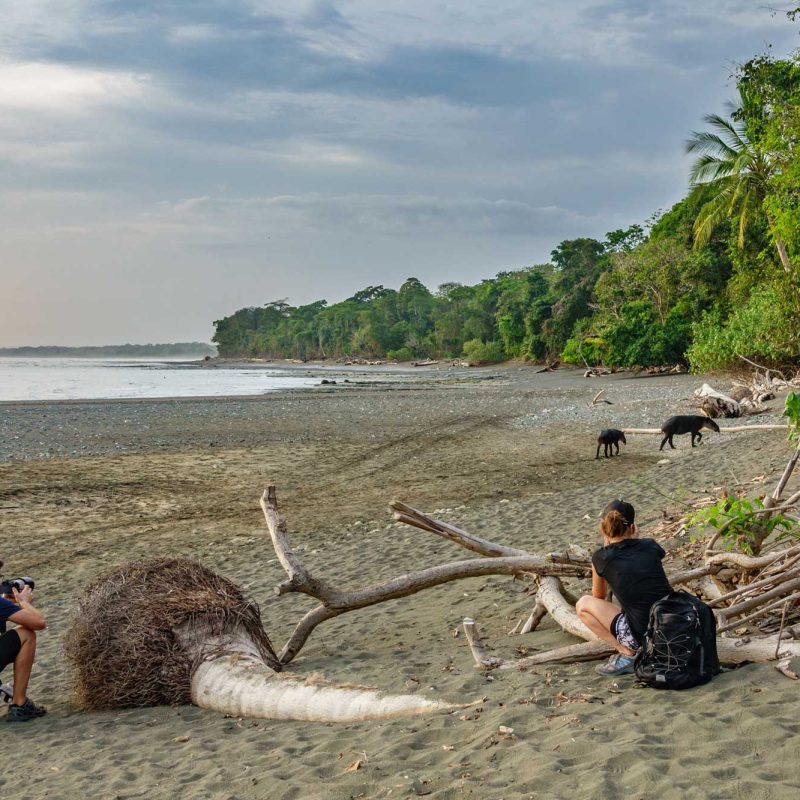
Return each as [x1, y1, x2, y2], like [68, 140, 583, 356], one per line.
[775, 235, 793, 275]
[191, 656, 454, 721]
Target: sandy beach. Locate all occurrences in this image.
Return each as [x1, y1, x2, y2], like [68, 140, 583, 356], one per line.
[2, 364, 798, 800]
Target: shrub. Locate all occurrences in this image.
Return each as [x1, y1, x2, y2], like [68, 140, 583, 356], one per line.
[561, 336, 607, 366]
[688, 282, 800, 371]
[462, 339, 505, 364]
[386, 346, 415, 362]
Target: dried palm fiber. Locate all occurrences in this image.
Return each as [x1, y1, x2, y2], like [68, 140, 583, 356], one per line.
[64, 558, 280, 710]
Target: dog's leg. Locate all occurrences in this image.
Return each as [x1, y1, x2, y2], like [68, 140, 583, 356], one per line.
[659, 435, 668, 451]
[596, 442, 601, 459]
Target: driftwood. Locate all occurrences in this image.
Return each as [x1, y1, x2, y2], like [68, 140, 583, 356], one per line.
[262, 490, 589, 664]
[694, 384, 747, 418]
[589, 389, 612, 406]
[623, 424, 788, 435]
[535, 360, 560, 373]
[584, 367, 612, 378]
[258, 455, 800, 674]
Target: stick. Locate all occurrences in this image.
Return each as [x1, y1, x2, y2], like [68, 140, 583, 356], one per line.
[520, 600, 548, 634]
[719, 576, 800, 621]
[707, 565, 800, 608]
[717, 591, 800, 634]
[776, 600, 791, 659]
[390, 501, 529, 557]
[462, 618, 504, 670]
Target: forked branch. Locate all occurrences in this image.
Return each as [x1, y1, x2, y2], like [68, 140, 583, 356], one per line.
[261, 489, 590, 664]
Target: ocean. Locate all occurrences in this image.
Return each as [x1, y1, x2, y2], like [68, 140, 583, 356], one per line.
[0, 357, 321, 401]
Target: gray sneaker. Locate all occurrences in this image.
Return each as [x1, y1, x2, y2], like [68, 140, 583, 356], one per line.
[595, 653, 636, 676]
[7, 698, 47, 722]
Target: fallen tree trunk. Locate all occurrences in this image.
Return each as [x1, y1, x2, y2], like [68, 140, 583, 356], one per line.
[623, 425, 787, 435]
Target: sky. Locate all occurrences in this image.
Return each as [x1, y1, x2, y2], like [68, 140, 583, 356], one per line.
[0, 1, 798, 346]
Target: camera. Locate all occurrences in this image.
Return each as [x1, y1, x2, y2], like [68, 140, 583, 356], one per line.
[0, 577, 34, 597]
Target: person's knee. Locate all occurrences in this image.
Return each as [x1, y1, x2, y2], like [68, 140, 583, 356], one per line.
[15, 627, 36, 647]
[575, 595, 591, 616]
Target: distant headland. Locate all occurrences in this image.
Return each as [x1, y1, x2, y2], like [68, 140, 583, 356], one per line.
[0, 343, 217, 358]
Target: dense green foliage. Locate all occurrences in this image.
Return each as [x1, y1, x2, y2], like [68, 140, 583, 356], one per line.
[214, 22, 800, 370]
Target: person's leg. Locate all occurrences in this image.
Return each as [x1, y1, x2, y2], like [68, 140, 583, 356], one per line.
[11, 627, 36, 706]
[575, 596, 635, 656]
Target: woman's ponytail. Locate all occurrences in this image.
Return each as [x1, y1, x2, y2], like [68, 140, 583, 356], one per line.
[601, 509, 630, 540]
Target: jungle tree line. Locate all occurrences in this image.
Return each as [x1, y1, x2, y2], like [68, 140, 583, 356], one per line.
[214, 44, 800, 371]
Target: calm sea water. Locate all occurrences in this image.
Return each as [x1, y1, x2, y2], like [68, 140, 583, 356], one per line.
[0, 358, 320, 401]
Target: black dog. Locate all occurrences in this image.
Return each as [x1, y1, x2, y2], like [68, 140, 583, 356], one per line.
[596, 429, 626, 459]
[659, 415, 720, 450]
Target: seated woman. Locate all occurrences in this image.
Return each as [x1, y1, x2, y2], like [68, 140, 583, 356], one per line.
[576, 500, 672, 676]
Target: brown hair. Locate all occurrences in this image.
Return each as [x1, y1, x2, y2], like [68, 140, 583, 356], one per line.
[601, 509, 631, 540]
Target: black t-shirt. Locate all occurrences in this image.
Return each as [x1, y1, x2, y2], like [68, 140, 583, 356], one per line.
[592, 537, 672, 643]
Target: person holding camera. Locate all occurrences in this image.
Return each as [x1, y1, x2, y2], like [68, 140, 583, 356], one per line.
[0, 573, 47, 722]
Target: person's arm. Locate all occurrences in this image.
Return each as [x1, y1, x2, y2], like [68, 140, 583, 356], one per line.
[7, 587, 46, 631]
[591, 566, 607, 599]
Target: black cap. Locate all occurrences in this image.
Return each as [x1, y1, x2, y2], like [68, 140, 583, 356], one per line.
[602, 500, 635, 526]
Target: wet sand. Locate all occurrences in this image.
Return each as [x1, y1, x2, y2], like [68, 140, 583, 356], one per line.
[1, 364, 798, 800]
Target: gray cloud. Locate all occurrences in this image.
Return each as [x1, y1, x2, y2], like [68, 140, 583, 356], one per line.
[0, 0, 797, 344]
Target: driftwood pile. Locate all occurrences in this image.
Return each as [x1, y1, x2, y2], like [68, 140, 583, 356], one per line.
[255, 469, 800, 677]
[693, 362, 800, 419]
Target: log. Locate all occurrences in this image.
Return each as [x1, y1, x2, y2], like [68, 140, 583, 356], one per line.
[537, 577, 596, 641]
[707, 565, 800, 608]
[717, 635, 800, 664]
[706, 544, 800, 571]
[623, 425, 787, 435]
[499, 640, 613, 669]
[694, 383, 742, 418]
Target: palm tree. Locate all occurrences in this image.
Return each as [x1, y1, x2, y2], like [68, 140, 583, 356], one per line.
[686, 97, 792, 273]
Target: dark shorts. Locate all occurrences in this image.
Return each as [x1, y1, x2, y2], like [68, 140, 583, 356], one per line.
[610, 612, 639, 651]
[0, 630, 21, 672]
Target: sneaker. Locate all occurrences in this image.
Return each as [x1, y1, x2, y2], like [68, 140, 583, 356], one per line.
[595, 653, 636, 676]
[7, 698, 47, 722]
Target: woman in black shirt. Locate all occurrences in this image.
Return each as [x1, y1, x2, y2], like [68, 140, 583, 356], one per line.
[576, 500, 672, 676]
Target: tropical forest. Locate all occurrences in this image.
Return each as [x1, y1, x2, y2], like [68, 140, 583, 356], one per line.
[213, 44, 800, 372]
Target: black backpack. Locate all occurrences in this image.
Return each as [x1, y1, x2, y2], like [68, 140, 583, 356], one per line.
[634, 590, 720, 690]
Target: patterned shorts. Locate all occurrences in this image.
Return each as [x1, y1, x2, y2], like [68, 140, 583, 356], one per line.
[611, 612, 639, 651]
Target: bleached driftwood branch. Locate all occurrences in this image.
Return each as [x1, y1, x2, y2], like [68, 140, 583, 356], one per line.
[623, 425, 787, 435]
[261, 490, 590, 664]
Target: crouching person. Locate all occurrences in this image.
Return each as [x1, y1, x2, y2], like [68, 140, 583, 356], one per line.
[576, 500, 672, 676]
[0, 580, 47, 722]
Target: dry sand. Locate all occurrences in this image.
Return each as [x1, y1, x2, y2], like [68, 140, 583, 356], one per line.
[1, 364, 799, 800]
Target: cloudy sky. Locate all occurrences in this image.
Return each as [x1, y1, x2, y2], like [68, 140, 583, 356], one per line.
[1, 1, 797, 345]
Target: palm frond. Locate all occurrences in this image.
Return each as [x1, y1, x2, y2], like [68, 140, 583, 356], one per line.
[693, 191, 735, 248]
[686, 130, 738, 159]
[689, 154, 737, 185]
[702, 112, 750, 153]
